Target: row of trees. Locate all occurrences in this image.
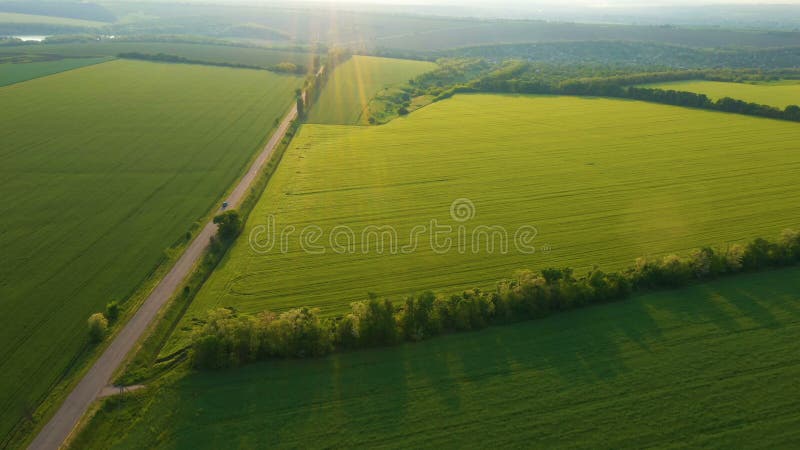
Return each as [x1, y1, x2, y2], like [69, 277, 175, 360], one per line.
[463, 63, 800, 122]
[116, 52, 307, 74]
[192, 229, 800, 369]
[625, 87, 800, 121]
[379, 57, 800, 122]
[299, 49, 351, 119]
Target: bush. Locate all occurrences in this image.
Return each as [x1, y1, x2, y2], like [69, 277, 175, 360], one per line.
[213, 210, 242, 243]
[352, 298, 398, 347]
[88, 313, 108, 343]
[105, 301, 120, 323]
[192, 307, 332, 369]
[274, 62, 300, 73]
[397, 291, 440, 341]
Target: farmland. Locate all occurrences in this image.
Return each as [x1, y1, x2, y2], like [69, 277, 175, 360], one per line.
[644, 79, 800, 109]
[0, 57, 110, 86]
[0, 59, 302, 441]
[1, 42, 316, 70]
[164, 94, 800, 349]
[0, 12, 106, 28]
[306, 55, 436, 125]
[73, 266, 800, 448]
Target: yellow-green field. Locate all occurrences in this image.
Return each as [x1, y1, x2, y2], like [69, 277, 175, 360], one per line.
[644, 79, 800, 108]
[0, 60, 302, 442]
[167, 94, 800, 349]
[306, 55, 435, 125]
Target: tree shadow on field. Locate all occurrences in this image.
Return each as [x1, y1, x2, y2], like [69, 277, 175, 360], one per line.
[333, 346, 410, 446]
[645, 267, 800, 337]
[167, 357, 331, 449]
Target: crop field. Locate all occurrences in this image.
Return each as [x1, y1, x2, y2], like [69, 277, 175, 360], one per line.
[0, 59, 302, 441]
[164, 94, 800, 350]
[306, 55, 436, 125]
[74, 266, 800, 449]
[644, 79, 800, 108]
[0, 57, 110, 86]
[2, 42, 315, 70]
[0, 12, 106, 27]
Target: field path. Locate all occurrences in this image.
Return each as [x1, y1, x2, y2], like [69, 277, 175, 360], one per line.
[28, 103, 299, 450]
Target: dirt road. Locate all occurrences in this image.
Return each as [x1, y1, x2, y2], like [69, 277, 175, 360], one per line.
[28, 103, 298, 450]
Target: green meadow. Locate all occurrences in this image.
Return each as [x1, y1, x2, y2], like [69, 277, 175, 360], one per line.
[644, 79, 800, 108]
[0, 57, 111, 86]
[306, 55, 436, 125]
[73, 266, 800, 448]
[167, 94, 800, 349]
[0, 60, 302, 441]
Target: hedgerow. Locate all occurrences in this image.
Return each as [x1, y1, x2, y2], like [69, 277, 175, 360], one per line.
[191, 229, 800, 369]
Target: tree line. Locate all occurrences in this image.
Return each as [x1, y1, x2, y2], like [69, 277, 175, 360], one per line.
[378, 58, 800, 122]
[116, 52, 307, 75]
[298, 49, 351, 119]
[371, 42, 800, 72]
[192, 228, 800, 369]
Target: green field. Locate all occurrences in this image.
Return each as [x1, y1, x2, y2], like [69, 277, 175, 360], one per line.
[73, 266, 800, 448]
[166, 94, 800, 351]
[306, 55, 435, 125]
[644, 80, 800, 108]
[0, 57, 111, 86]
[1, 42, 315, 70]
[0, 60, 302, 442]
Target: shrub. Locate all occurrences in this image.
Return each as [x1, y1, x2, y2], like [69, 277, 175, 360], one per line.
[781, 229, 800, 260]
[397, 291, 440, 341]
[87, 313, 108, 343]
[105, 301, 120, 323]
[274, 62, 299, 73]
[266, 308, 332, 358]
[213, 210, 242, 243]
[192, 307, 332, 368]
[351, 299, 398, 347]
[333, 313, 360, 348]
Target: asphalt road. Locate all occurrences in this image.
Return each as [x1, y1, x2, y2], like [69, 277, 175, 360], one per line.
[28, 103, 298, 450]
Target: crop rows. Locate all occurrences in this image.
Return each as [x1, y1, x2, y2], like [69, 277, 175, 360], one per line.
[167, 94, 800, 350]
[0, 59, 302, 439]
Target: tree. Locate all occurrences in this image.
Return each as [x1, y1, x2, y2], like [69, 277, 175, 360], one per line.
[352, 298, 397, 346]
[88, 313, 108, 343]
[785, 105, 800, 121]
[296, 96, 305, 119]
[213, 210, 242, 243]
[105, 301, 120, 323]
[274, 62, 299, 73]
